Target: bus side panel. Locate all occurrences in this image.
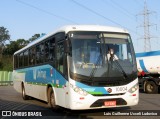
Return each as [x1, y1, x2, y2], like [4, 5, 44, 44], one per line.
[23, 65, 51, 102]
[23, 65, 68, 106]
[54, 88, 65, 107]
[14, 65, 68, 106]
[24, 83, 48, 102]
[13, 70, 25, 93]
[13, 80, 22, 93]
[53, 70, 68, 107]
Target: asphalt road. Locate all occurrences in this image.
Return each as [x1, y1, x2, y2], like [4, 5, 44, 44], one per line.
[0, 86, 160, 119]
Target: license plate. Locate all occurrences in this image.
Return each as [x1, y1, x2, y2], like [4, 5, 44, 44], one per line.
[104, 101, 116, 106]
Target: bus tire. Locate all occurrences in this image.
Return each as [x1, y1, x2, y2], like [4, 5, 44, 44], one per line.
[48, 87, 57, 110]
[22, 84, 29, 100]
[145, 81, 158, 94]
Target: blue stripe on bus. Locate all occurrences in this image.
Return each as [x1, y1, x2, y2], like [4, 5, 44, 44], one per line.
[139, 60, 148, 73]
[136, 50, 160, 57]
[16, 65, 67, 86]
[76, 82, 109, 94]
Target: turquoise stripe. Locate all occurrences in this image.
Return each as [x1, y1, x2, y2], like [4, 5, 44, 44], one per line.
[139, 60, 148, 73]
[136, 50, 160, 57]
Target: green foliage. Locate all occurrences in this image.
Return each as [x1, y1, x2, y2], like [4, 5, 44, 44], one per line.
[28, 34, 40, 42]
[0, 61, 3, 69]
[0, 55, 12, 71]
[0, 26, 10, 43]
[3, 39, 29, 55]
[16, 39, 29, 48]
[0, 26, 10, 61]
[3, 41, 19, 55]
[1, 26, 43, 71]
[3, 34, 42, 56]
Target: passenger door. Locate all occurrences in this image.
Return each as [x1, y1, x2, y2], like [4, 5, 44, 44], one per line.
[54, 32, 67, 107]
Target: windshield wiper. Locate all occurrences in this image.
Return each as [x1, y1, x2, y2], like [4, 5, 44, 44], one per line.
[89, 54, 101, 81]
[112, 56, 128, 80]
[89, 40, 103, 82]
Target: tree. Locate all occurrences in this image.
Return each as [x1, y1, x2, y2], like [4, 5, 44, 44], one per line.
[0, 26, 10, 43]
[2, 33, 43, 56]
[0, 26, 10, 60]
[28, 33, 46, 43]
[16, 39, 29, 48]
[3, 41, 20, 55]
[28, 34, 40, 43]
[3, 39, 29, 55]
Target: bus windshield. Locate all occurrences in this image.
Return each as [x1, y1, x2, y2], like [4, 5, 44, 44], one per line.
[68, 31, 137, 86]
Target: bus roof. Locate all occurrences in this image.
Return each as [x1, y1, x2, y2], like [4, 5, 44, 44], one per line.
[14, 25, 129, 55]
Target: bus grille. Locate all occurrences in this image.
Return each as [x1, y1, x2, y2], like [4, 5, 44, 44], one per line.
[91, 93, 125, 96]
[90, 98, 127, 107]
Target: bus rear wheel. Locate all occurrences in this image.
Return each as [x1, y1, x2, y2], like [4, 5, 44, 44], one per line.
[48, 87, 57, 110]
[145, 81, 158, 94]
[22, 84, 29, 100]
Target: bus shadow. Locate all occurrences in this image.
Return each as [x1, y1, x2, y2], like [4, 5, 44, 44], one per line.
[0, 98, 131, 119]
[59, 106, 131, 115]
[0, 99, 92, 119]
[28, 96, 131, 114]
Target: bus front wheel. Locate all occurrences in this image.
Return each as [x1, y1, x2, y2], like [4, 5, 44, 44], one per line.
[22, 84, 29, 100]
[48, 87, 57, 109]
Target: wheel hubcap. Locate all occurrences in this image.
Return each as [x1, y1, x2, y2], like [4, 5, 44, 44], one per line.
[147, 84, 153, 92]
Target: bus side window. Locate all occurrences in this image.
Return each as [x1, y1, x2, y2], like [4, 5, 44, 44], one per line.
[29, 49, 31, 65]
[24, 50, 29, 66]
[57, 41, 64, 74]
[49, 38, 55, 61]
[19, 52, 24, 68]
[40, 43, 45, 63]
[14, 55, 18, 69]
[45, 40, 50, 62]
[29, 47, 36, 65]
[16, 55, 19, 69]
[36, 45, 40, 64]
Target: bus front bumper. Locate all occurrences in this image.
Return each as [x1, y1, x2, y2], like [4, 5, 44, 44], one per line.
[69, 90, 139, 110]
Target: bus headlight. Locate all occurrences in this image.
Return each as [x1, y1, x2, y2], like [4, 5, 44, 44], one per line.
[70, 83, 88, 96]
[128, 83, 139, 93]
[74, 87, 80, 92]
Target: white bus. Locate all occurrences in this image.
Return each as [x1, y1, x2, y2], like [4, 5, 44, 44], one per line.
[13, 25, 139, 110]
